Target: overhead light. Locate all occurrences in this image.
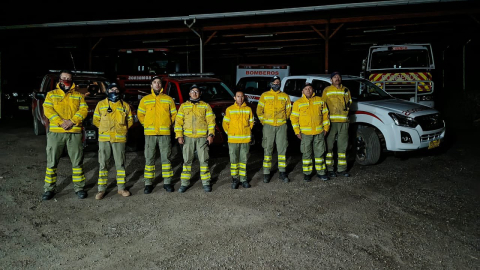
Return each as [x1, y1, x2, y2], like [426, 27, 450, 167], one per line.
[142, 39, 170, 43]
[148, 49, 154, 53]
[257, 47, 282, 50]
[364, 27, 396, 33]
[245, 34, 273, 38]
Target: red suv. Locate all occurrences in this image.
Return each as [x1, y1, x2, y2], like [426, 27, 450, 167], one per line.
[31, 70, 142, 149]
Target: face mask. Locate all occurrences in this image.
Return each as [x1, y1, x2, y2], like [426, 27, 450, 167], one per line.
[60, 79, 72, 89]
[108, 92, 120, 102]
[271, 83, 281, 91]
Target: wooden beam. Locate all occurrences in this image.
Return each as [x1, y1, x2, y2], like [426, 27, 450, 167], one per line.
[329, 23, 344, 39]
[204, 31, 217, 46]
[311, 25, 326, 40]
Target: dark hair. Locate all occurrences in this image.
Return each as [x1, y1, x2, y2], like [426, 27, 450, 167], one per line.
[59, 70, 73, 77]
[235, 90, 245, 96]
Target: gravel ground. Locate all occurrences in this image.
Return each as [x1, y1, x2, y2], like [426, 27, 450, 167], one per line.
[0, 117, 479, 270]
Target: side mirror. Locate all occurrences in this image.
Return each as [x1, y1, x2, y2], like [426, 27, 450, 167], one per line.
[34, 92, 46, 100]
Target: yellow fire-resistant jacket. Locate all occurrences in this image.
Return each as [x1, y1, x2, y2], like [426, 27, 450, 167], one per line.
[137, 89, 177, 136]
[175, 100, 216, 138]
[257, 89, 292, 126]
[322, 85, 352, 123]
[43, 83, 88, 133]
[93, 99, 133, 143]
[222, 102, 254, 143]
[290, 93, 330, 135]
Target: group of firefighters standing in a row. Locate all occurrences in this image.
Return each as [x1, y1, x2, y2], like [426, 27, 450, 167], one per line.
[41, 70, 351, 201]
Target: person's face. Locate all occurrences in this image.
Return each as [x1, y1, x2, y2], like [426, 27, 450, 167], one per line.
[272, 79, 281, 88]
[189, 88, 200, 100]
[234, 92, 245, 105]
[151, 79, 162, 92]
[59, 73, 73, 89]
[303, 86, 313, 98]
[331, 74, 342, 87]
[108, 87, 120, 94]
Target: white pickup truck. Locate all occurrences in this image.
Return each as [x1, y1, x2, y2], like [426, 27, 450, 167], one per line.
[280, 75, 446, 165]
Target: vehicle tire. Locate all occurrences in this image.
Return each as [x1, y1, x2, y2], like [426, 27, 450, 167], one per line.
[355, 127, 381, 166]
[33, 115, 46, 135]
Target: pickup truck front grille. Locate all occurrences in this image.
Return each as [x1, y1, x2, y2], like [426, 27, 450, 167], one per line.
[415, 113, 444, 131]
[421, 132, 442, 142]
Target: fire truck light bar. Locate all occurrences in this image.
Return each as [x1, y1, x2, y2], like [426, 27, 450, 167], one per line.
[49, 70, 105, 75]
[168, 73, 215, 77]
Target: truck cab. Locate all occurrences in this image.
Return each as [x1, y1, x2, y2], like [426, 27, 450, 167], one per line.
[363, 44, 435, 108]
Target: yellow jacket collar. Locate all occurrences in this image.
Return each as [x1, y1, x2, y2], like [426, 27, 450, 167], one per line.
[151, 88, 164, 95]
[301, 93, 315, 100]
[233, 102, 247, 108]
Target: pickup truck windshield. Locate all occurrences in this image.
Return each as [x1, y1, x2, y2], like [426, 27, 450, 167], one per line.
[179, 82, 234, 102]
[342, 79, 393, 101]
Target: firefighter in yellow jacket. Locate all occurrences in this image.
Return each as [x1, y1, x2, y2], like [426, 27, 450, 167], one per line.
[92, 83, 133, 200]
[175, 84, 216, 193]
[322, 72, 352, 177]
[42, 70, 88, 200]
[257, 76, 292, 183]
[222, 90, 254, 189]
[137, 76, 177, 194]
[291, 82, 330, 182]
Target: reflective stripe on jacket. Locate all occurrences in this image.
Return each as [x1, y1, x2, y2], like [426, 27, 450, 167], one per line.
[43, 83, 88, 133]
[222, 102, 254, 143]
[256, 89, 292, 126]
[322, 85, 352, 123]
[174, 100, 216, 138]
[137, 89, 177, 136]
[290, 93, 330, 135]
[93, 99, 133, 143]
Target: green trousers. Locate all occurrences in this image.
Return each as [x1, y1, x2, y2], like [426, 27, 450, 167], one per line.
[180, 137, 210, 186]
[98, 141, 126, 191]
[301, 133, 327, 175]
[144, 135, 173, 185]
[44, 132, 85, 192]
[228, 143, 250, 182]
[262, 124, 288, 174]
[326, 122, 349, 172]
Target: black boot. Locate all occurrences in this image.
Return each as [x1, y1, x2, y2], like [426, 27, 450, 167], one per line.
[203, 185, 212, 192]
[241, 181, 251, 188]
[303, 174, 312, 182]
[328, 171, 337, 178]
[338, 171, 350, 177]
[279, 172, 289, 183]
[178, 185, 189, 193]
[318, 174, 330, 181]
[75, 190, 87, 199]
[263, 174, 270, 183]
[231, 178, 240, 189]
[163, 184, 174, 192]
[42, 191, 55, 201]
[144, 185, 153, 194]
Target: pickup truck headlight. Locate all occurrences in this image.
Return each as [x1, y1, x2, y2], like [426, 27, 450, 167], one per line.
[389, 113, 418, 128]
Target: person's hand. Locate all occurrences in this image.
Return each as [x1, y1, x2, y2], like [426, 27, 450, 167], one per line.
[61, 119, 74, 130]
[178, 137, 185, 145]
[207, 136, 214, 145]
[323, 130, 327, 136]
[296, 133, 302, 140]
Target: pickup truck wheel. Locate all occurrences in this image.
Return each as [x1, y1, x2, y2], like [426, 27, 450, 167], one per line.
[33, 115, 46, 135]
[355, 127, 381, 166]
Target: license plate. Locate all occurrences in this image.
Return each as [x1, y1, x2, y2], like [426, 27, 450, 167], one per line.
[86, 130, 96, 140]
[18, 106, 29, 110]
[428, 139, 440, 149]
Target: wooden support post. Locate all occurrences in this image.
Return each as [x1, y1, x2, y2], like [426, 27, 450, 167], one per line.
[325, 22, 329, 74]
[88, 38, 103, 71]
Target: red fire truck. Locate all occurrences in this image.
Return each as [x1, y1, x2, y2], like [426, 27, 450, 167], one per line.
[362, 44, 436, 108]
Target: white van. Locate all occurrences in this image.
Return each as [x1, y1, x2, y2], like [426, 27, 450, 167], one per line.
[280, 75, 446, 165]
